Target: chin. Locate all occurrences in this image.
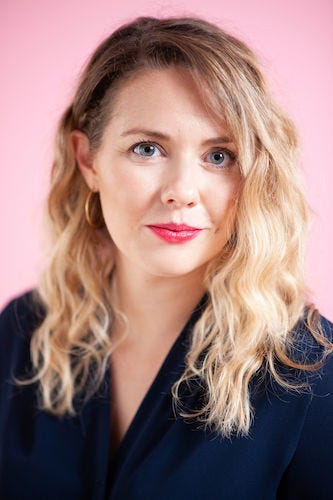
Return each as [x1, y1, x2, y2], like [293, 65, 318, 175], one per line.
[139, 256, 208, 279]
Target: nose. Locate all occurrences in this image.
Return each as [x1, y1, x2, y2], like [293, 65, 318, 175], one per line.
[160, 160, 200, 208]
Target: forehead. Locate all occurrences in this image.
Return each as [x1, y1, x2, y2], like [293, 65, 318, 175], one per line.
[104, 67, 230, 138]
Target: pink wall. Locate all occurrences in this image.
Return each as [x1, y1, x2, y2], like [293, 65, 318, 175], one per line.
[1, 0, 332, 319]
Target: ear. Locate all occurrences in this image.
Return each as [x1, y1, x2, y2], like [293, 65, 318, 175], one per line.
[70, 130, 99, 190]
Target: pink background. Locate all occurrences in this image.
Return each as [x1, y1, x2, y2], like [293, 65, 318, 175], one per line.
[1, 0, 332, 319]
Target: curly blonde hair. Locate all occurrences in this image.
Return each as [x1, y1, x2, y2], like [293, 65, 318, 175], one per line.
[22, 16, 332, 438]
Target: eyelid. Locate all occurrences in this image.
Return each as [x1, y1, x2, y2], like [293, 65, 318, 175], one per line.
[129, 139, 164, 156]
[203, 147, 237, 168]
[128, 140, 237, 164]
[205, 147, 237, 158]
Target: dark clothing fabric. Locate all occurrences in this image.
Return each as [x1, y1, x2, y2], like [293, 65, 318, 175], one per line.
[1, 290, 333, 500]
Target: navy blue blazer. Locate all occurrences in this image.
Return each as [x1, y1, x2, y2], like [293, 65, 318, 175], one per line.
[1, 290, 333, 499]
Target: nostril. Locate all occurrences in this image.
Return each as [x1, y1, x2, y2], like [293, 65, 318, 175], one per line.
[161, 186, 200, 207]
[166, 198, 195, 207]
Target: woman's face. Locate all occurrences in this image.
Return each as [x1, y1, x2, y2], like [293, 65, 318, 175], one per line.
[74, 67, 242, 279]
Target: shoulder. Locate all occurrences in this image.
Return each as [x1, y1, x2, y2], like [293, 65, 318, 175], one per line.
[294, 309, 333, 350]
[301, 310, 333, 397]
[278, 310, 333, 384]
[0, 289, 46, 383]
[294, 310, 333, 383]
[0, 289, 46, 344]
[276, 313, 333, 496]
[254, 310, 333, 412]
[1, 289, 45, 326]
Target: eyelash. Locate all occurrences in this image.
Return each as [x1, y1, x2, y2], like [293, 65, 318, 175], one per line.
[128, 140, 237, 169]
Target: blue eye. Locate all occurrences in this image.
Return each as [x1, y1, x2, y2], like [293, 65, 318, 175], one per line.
[207, 149, 235, 168]
[132, 142, 160, 157]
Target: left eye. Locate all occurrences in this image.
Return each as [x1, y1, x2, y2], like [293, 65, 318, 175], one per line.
[206, 150, 235, 168]
[132, 142, 161, 157]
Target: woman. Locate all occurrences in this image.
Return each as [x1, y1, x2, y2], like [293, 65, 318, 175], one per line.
[1, 16, 332, 500]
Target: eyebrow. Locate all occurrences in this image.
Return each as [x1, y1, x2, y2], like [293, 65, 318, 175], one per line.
[120, 128, 233, 146]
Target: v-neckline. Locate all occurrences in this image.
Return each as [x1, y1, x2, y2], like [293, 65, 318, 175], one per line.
[107, 293, 208, 477]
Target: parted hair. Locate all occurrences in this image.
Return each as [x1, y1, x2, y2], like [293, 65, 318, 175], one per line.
[22, 16, 332, 438]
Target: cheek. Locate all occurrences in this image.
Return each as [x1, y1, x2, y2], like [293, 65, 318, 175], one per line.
[210, 186, 238, 220]
[208, 186, 239, 238]
[98, 169, 155, 223]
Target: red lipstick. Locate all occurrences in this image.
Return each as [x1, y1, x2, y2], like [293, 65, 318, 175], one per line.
[147, 223, 203, 243]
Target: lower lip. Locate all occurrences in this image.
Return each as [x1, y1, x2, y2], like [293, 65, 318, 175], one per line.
[147, 226, 203, 243]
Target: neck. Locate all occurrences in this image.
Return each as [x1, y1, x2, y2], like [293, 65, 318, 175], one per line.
[110, 256, 207, 345]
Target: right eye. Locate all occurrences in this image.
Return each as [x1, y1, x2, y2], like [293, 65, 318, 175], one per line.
[131, 142, 162, 157]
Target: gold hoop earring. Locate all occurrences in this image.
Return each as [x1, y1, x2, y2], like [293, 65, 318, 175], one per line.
[85, 190, 104, 228]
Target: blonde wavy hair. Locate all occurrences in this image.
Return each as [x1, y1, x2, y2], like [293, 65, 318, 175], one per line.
[22, 16, 332, 438]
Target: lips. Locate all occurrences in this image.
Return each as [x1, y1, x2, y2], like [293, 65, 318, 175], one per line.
[146, 222, 203, 243]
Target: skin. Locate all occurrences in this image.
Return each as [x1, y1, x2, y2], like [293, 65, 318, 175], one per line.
[72, 66, 243, 450]
[71, 66, 242, 346]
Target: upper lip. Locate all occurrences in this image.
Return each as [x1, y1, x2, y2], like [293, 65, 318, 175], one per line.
[147, 222, 203, 231]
